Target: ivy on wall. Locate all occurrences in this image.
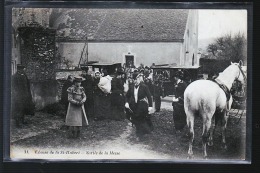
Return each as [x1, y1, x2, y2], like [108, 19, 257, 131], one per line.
[18, 26, 57, 82]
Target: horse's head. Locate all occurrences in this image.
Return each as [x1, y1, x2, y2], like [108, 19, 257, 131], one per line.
[231, 60, 247, 86]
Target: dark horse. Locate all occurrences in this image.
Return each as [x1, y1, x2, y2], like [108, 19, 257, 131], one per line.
[184, 61, 247, 159]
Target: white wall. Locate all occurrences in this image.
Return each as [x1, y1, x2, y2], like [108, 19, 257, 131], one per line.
[57, 42, 183, 67]
[181, 10, 199, 66]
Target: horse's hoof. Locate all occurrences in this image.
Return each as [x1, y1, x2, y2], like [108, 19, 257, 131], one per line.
[204, 156, 208, 160]
[208, 141, 214, 146]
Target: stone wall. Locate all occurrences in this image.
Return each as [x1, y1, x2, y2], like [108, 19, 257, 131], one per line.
[18, 27, 57, 82]
[30, 80, 59, 110]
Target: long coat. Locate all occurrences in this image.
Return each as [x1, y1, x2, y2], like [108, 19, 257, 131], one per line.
[65, 86, 86, 126]
[11, 72, 34, 118]
[125, 83, 153, 136]
[110, 77, 125, 120]
[153, 82, 163, 111]
[174, 80, 188, 103]
[172, 80, 188, 130]
[126, 83, 152, 114]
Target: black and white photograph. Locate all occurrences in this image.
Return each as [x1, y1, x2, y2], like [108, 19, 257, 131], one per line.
[9, 7, 248, 161]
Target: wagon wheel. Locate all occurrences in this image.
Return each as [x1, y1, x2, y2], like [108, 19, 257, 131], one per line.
[230, 81, 247, 124]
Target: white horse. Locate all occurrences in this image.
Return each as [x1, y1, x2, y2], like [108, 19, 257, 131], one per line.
[184, 61, 247, 159]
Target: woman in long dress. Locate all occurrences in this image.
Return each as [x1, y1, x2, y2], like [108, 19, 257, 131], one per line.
[65, 77, 87, 138]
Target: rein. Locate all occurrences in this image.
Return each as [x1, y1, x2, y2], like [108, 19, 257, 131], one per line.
[213, 64, 246, 107]
[237, 65, 247, 82]
[213, 78, 231, 102]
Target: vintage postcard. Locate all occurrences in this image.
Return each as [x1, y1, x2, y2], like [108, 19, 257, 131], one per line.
[9, 7, 249, 161]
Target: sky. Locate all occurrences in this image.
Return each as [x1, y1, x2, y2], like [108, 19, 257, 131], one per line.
[198, 10, 247, 40]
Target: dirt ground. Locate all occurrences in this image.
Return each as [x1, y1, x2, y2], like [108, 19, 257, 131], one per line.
[10, 97, 247, 161]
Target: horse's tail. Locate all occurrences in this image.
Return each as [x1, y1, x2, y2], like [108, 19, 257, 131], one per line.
[184, 91, 193, 128]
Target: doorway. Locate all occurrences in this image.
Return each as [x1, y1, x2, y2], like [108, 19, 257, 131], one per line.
[125, 55, 134, 68]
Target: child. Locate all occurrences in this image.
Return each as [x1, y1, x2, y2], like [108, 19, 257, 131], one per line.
[65, 76, 87, 138]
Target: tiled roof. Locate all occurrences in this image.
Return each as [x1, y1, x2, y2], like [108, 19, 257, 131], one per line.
[51, 9, 189, 42]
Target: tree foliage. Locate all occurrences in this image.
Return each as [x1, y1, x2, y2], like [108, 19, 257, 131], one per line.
[206, 33, 247, 64]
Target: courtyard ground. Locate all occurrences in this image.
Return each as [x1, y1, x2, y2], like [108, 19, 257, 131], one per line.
[10, 97, 247, 161]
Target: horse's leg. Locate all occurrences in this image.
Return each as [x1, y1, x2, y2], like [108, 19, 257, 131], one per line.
[208, 114, 216, 146]
[202, 115, 212, 159]
[186, 113, 195, 159]
[221, 110, 228, 150]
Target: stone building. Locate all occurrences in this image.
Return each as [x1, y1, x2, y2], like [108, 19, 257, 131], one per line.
[51, 9, 199, 68]
[11, 8, 199, 109]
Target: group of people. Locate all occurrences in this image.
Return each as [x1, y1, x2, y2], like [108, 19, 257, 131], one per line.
[60, 64, 157, 138]
[61, 63, 188, 139]
[11, 63, 188, 140]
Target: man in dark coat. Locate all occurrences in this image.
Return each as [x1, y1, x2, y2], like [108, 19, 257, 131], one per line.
[61, 75, 73, 107]
[125, 72, 153, 138]
[172, 70, 188, 131]
[153, 79, 162, 112]
[111, 70, 126, 120]
[81, 66, 94, 119]
[11, 64, 34, 127]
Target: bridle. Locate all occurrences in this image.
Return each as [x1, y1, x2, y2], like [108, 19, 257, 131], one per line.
[236, 65, 247, 83]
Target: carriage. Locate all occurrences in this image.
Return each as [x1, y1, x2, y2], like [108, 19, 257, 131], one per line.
[151, 65, 200, 96]
[80, 62, 122, 75]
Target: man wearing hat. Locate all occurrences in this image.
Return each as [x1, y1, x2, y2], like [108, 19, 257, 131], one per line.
[125, 71, 153, 138]
[11, 64, 34, 127]
[172, 70, 188, 131]
[81, 66, 94, 119]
